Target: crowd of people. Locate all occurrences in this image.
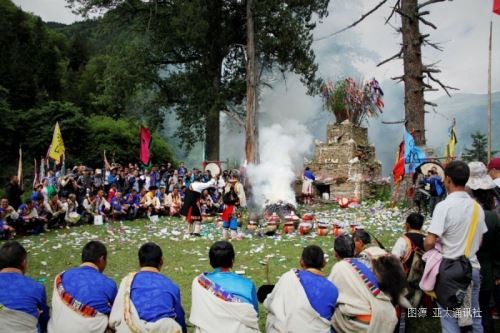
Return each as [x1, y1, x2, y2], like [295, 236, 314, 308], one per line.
[0, 159, 499, 333]
[0, 161, 247, 240]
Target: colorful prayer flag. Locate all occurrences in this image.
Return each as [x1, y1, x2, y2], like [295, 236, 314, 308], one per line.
[48, 122, 65, 162]
[445, 125, 457, 162]
[392, 140, 405, 185]
[404, 130, 426, 173]
[140, 126, 152, 166]
[494, 0, 500, 15]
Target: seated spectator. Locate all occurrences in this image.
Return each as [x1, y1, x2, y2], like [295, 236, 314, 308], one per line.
[142, 186, 161, 216]
[264, 245, 338, 332]
[328, 238, 406, 333]
[48, 241, 117, 333]
[95, 189, 110, 216]
[109, 242, 186, 332]
[82, 192, 96, 224]
[165, 187, 182, 217]
[157, 186, 168, 215]
[190, 241, 259, 333]
[17, 199, 44, 235]
[333, 234, 355, 260]
[110, 192, 127, 220]
[200, 189, 217, 216]
[123, 189, 140, 219]
[64, 194, 81, 226]
[0, 241, 49, 332]
[0, 198, 20, 233]
[44, 194, 66, 228]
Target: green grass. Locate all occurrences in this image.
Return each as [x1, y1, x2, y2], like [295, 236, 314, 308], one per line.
[0, 202, 466, 332]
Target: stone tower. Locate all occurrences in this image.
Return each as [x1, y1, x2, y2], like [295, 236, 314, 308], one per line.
[306, 121, 383, 200]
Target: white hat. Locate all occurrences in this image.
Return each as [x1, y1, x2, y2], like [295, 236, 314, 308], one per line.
[466, 162, 497, 190]
[95, 169, 102, 175]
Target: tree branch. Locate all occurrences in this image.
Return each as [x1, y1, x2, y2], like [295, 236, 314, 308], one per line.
[382, 119, 406, 124]
[377, 47, 403, 67]
[391, 75, 405, 82]
[424, 100, 438, 107]
[427, 72, 459, 97]
[385, 0, 401, 24]
[315, 0, 388, 41]
[222, 109, 245, 127]
[418, 16, 437, 29]
[418, 0, 447, 10]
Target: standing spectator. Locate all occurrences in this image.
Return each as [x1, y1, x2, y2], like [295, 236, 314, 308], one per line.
[5, 175, 23, 210]
[427, 167, 445, 217]
[466, 161, 500, 333]
[486, 158, 500, 216]
[424, 160, 487, 333]
[178, 162, 187, 178]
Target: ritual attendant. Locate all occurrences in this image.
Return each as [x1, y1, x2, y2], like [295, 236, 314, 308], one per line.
[264, 245, 338, 333]
[180, 175, 216, 236]
[64, 193, 81, 225]
[0, 241, 50, 332]
[109, 242, 187, 333]
[48, 241, 118, 333]
[328, 236, 406, 333]
[302, 167, 315, 205]
[190, 241, 259, 333]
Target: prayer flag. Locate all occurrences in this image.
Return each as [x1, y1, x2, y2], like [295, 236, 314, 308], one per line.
[404, 130, 426, 173]
[494, 0, 500, 15]
[17, 147, 22, 188]
[48, 122, 65, 162]
[33, 158, 38, 190]
[445, 126, 457, 162]
[392, 140, 405, 185]
[140, 126, 152, 166]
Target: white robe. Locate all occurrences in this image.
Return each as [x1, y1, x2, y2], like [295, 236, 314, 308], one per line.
[328, 256, 397, 333]
[0, 306, 38, 333]
[47, 277, 109, 333]
[264, 270, 332, 333]
[189, 274, 259, 333]
[109, 273, 182, 333]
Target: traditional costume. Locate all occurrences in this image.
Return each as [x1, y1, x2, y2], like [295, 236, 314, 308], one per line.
[180, 179, 216, 235]
[302, 169, 315, 204]
[264, 269, 338, 333]
[190, 270, 259, 333]
[0, 271, 49, 333]
[328, 246, 397, 333]
[48, 265, 118, 333]
[109, 271, 186, 333]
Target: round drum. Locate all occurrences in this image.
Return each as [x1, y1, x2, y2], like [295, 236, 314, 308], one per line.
[205, 162, 221, 176]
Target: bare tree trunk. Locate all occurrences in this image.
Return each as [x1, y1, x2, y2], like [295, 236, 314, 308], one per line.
[401, 0, 426, 145]
[245, 0, 258, 164]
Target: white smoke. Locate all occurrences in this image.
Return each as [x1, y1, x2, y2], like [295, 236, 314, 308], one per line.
[247, 120, 313, 207]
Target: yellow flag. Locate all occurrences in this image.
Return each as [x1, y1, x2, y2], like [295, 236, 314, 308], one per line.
[48, 122, 65, 162]
[445, 126, 457, 161]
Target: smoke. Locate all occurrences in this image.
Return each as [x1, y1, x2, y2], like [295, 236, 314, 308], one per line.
[247, 120, 313, 207]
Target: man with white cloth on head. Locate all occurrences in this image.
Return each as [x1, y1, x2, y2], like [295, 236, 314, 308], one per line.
[109, 242, 186, 333]
[263, 245, 338, 333]
[190, 241, 259, 333]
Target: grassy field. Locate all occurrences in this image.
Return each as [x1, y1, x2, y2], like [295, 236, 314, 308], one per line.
[1, 202, 449, 332]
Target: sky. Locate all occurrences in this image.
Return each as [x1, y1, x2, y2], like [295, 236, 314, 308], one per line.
[11, 0, 500, 173]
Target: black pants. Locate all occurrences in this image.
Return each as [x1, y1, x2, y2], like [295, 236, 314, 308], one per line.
[479, 287, 500, 333]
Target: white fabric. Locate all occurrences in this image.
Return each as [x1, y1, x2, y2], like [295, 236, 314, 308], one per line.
[189, 275, 259, 333]
[0, 305, 38, 333]
[109, 274, 182, 333]
[427, 191, 487, 269]
[494, 178, 500, 187]
[191, 179, 216, 193]
[391, 237, 407, 259]
[264, 270, 331, 333]
[47, 280, 109, 333]
[328, 260, 397, 333]
[301, 178, 314, 195]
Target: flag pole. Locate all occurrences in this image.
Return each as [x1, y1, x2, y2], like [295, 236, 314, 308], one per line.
[488, 20, 492, 163]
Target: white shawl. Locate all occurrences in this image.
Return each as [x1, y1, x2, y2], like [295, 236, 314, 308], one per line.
[0, 305, 38, 333]
[189, 274, 259, 333]
[109, 273, 182, 333]
[328, 260, 397, 333]
[264, 270, 332, 333]
[47, 276, 109, 333]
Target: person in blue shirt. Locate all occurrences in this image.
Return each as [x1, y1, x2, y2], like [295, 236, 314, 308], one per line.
[0, 241, 49, 332]
[110, 242, 187, 333]
[263, 245, 338, 332]
[48, 240, 118, 333]
[190, 241, 260, 333]
[302, 167, 316, 205]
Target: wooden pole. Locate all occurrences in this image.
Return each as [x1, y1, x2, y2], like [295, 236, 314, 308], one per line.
[488, 20, 492, 163]
[245, 0, 257, 164]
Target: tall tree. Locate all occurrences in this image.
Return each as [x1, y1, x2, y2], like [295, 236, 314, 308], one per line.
[67, 0, 329, 160]
[321, 0, 457, 146]
[463, 132, 496, 164]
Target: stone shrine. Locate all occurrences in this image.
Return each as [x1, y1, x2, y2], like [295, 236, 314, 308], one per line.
[304, 121, 384, 200]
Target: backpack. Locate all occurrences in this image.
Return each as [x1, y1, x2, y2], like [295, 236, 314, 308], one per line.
[223, 187, 239, 205]
[402, 235, 426, 307]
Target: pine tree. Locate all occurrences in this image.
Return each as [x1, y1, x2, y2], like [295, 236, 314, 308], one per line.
[463, 132, 490, 164]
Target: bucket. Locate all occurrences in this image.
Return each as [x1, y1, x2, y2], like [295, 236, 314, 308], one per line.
[94, 215, 103, 226]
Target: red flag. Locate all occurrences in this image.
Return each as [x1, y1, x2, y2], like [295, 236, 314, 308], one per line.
[392, 139, 405, 185]
[494, 0, 500, 15]
[140, 126, 152, 165]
